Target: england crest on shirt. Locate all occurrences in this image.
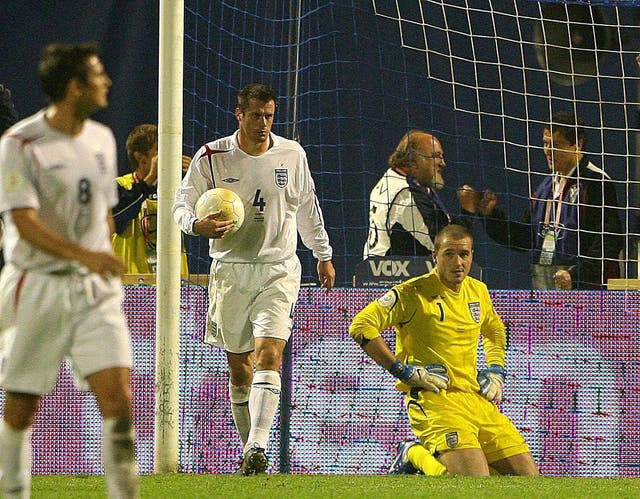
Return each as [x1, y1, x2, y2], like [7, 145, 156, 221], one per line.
[275, 168, 288, 188]
[468, 301, 481, 323]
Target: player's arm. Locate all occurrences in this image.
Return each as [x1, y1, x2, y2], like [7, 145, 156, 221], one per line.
[294, 150, 332, 256]
[173, 148, 230, 237]
[317, 260, 335, 291]
[480, 304, 506, 366]
[11, 207, 124, 277]
[349, 292, 449, 392]
[112, 179, 153, 234]
[478, 289, 507, 403]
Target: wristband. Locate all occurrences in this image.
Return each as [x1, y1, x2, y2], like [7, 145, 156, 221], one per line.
[388, 360, 411, 380]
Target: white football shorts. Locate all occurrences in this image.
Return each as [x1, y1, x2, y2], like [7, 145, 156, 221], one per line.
[0, 265, 132, 395]
[205, 257, 302, 353]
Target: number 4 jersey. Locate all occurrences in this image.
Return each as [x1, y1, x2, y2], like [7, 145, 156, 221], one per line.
[0, 110, 118, 272]
[173, 131, 332, 264]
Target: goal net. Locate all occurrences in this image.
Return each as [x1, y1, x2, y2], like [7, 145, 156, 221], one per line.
[371, 0, 640, 288]
[182, 0, 640, 289]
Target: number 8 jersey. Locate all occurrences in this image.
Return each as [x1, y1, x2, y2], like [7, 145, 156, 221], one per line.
[173, 131, 332, 264]
[0, 110, 118, 273]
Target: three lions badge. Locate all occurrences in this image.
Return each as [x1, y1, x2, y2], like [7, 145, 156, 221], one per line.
[275, 168, 288, 188]
[468, 301, 481, 323]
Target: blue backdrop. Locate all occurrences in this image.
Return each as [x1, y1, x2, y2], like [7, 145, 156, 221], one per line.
[1, 1, 638, 289]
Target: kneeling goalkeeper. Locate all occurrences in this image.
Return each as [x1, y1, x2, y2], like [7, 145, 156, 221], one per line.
[349, 224, 538, 476]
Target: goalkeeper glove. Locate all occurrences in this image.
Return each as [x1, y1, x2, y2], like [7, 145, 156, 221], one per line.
[477, 364, 505, 404]
[388, 360, 450, 393]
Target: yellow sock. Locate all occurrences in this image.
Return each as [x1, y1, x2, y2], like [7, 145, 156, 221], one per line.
[407, 443, 447, 476]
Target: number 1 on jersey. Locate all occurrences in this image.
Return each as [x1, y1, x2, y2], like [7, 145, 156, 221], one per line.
[253, 189, 266, 212]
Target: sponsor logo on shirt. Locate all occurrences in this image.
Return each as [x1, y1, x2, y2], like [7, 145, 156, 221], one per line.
[222, 177, 239, 183]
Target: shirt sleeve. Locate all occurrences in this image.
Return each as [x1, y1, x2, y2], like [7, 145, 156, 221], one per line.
[172, 148, 210, 236]
[479, 285, 506, 366]
[349, 287, 411, 345]
[295, 150, 333, 261]
[0, 133, 39, 213]
[112, 179, 153, 235]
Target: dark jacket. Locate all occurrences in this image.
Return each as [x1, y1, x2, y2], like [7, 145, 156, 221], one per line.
[484, 156, 623, 288]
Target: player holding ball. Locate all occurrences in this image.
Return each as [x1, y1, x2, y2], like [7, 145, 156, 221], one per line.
[173, 83, 335, 475]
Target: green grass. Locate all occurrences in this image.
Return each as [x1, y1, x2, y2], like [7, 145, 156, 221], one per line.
[32, 474, 640, 498]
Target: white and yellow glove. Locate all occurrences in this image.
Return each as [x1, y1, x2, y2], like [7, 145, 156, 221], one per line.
[477, 364, 505, 404]
[388, 360, 450, 393]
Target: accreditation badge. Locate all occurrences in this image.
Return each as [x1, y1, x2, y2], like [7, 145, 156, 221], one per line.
[539, 229, 555, 266]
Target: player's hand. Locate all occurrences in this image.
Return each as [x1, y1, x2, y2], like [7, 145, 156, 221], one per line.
[193, 211, 235, 239]
[477, 364, 505, 404]
[144, 155, 158, 186]
[317, 260, 335, 291]
[390, 361, 450, 393]
[80, 251, 125, 278]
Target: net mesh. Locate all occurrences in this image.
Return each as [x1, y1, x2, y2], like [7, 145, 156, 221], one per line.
[181, 1, 640, 289]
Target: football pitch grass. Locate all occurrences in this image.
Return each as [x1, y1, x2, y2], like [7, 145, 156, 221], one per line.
[32, 474, 640, 498]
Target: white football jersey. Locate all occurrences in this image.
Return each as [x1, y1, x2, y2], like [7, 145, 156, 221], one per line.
[363, 168, 434, 258]
[0, 110, 117, 272]
[173, 131, 332, 263]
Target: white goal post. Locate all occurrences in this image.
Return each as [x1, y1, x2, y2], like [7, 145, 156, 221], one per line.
[155, 0, 184, 473]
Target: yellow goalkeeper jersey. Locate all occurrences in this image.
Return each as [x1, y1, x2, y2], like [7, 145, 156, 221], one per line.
[349, 269, 506, 393]
[111, 173, 188, 275]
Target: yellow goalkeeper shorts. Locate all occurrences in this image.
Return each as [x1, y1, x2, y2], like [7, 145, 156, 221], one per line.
[406, 389, 530, 464]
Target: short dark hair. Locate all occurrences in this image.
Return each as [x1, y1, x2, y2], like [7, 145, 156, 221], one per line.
[433, 224, 473, 253]
[126, 124, 158, 171]
[546, 111, 586, 148]
[39, 42, 102, 102]
[237, 83, 278, 112]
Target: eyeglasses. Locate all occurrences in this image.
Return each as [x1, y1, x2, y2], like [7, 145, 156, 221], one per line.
[406, 148, 445, 161]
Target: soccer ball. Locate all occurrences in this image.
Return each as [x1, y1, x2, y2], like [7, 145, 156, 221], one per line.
[195, 187, 245, 233]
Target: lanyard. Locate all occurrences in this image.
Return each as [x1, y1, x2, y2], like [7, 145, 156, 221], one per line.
[543, 177, 566, 230]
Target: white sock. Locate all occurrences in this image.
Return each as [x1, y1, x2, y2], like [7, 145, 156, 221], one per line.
[0, 421, 31, 499]
[103, 417, 139, 499]
[229, 382, 251, 446]
[245, 370, 281, 454]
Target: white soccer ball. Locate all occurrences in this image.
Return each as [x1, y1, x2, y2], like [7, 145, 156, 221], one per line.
[195, 187, 245, 234]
